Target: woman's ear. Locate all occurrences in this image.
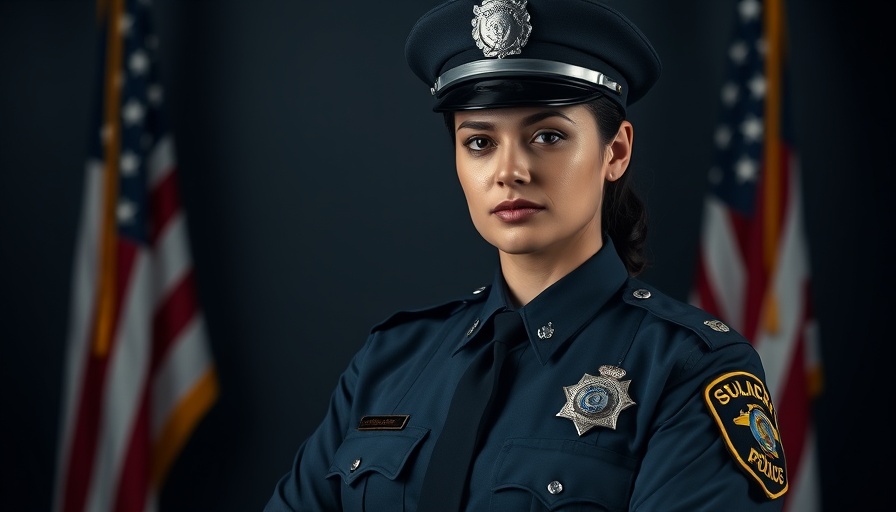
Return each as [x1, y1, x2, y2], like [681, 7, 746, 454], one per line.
[605, 120, 633, 182]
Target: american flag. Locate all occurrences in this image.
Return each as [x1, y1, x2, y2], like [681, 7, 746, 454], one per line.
[52, 1, 218, 511]
[690, 0, 822, 510]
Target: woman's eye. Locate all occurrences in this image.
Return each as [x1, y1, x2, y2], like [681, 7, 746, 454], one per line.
[464, 137, 492, 151]
[534, 132, 563, 144]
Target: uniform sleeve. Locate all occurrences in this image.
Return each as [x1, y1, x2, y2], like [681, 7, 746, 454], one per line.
[263, 337, 371, 511]
[630, 341, 786, 512]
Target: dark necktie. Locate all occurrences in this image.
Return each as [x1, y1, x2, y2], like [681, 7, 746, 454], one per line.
[417, 310, 526, 511]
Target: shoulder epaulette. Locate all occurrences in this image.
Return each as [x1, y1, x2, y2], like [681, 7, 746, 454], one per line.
[621, 280, 748, 351]
[371, 285, 490, 332]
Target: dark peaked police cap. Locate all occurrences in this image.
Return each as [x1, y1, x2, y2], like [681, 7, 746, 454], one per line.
[405, 0, 662, 113]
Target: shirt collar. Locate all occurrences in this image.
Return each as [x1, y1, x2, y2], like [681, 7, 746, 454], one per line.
[458, 237, 630, 364]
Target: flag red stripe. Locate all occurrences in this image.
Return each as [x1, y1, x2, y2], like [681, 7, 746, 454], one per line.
[113, 199, 199, 511]
[61, 323, 108, 512]
[775, 282, 813, 493]
[743, 148, 793, 341]
[151, 269, 199, 372]
[149, 165, 179, 246]
[112, 389, 151, 512]
[698, 205, 765, 337]
[61, 240, 139, 512]
[737, 205, 767, 342]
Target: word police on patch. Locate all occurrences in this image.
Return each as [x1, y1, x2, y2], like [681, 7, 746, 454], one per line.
[703, 371, 788, 499]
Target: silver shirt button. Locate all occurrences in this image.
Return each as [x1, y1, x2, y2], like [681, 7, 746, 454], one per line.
[633, 288, 651, 299]
[350, 459, 361, 472]
[547, 480, 563, 495]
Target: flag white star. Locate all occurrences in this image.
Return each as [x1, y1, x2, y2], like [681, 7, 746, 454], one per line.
[120, 151, 140, 176]
[738, 0, 761, 22]
[721, 82, 740, 107]
[729, 40, 749, 65]
[122, 99, 145, 126]
[748, 73, 766, 99]
[735, 154, 759, 183]
[129, 50, 150, 76]
[118, 13, 134, 36]
[740, 114, 763, 143]
[117, 199, 137, 223]
[714, 124, 733, 149]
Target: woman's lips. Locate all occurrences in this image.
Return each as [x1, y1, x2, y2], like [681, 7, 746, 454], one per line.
[491, 199, 545, 222]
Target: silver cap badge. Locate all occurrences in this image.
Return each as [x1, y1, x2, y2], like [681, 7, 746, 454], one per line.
[471, 0, 532, 58]
[556, 365, 636, 436]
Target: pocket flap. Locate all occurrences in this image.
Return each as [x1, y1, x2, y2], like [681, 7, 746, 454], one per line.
[493, 438, 636, 511]
[327, 426, 429, 485]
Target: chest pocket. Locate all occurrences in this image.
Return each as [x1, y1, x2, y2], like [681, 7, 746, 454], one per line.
[326, 426, 429, 512]
[491, 438, 636, 512]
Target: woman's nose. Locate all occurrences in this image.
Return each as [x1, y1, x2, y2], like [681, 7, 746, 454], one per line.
[494, 143, 531, 186]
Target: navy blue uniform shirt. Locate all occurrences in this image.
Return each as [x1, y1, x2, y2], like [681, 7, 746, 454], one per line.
[265, 239, 787, 511]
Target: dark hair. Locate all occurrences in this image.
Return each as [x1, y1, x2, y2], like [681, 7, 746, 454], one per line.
[584, 96, 649, 276]
[442, 95, 649, 276]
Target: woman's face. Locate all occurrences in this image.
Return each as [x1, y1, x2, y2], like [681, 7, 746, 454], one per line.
[454, 104, 629, 262]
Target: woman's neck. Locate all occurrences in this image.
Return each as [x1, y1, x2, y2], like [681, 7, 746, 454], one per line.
[499, 238, 603, 307]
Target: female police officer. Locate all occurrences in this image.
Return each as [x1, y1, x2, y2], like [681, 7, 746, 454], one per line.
[264, 1, 788, 510]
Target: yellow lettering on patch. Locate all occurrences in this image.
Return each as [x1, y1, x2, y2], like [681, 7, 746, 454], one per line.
[748, 448, 784, 485]
[703, 371, 788, 499]
[710, 379, 775, 418]
[714, 388, 730, 405]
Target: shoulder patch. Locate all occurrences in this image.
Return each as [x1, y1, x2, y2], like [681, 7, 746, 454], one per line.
[703, 371, 788, 499]
[370, 285, 489, 332]
[621, 280, 747, 351]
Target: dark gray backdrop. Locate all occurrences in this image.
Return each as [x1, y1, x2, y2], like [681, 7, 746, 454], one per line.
[1, 0, 893, 510]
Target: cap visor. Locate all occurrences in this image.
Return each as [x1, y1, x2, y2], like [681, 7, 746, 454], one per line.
[433, 78, 609, 112]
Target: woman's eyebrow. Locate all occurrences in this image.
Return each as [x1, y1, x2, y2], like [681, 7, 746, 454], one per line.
[456, 120, 494, 132]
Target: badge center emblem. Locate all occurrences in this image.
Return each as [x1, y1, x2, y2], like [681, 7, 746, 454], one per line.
[471, 0, 532, 58]
[575, 385, 613, 415]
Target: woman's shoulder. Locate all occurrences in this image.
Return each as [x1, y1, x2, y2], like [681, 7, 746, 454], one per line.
[369, 285, 491, 334]
[620, 278, 749, 353]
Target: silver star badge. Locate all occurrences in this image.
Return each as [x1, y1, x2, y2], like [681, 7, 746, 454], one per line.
[556, 365, 636, 436]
